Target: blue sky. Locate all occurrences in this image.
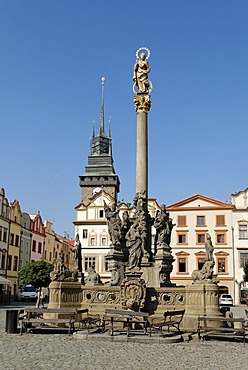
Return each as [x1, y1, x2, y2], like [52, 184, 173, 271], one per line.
[1, 1, 248, 237]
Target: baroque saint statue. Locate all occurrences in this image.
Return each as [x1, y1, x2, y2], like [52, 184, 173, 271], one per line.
[70, 233, 82, 272]
[133, 48, 151, 94]
[205, 233, 214, 262]
[104, 201, 122, 247]
[154, 204, 174, 248]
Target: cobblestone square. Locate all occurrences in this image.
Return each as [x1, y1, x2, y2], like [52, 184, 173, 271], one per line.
[0, 305, 247, 370]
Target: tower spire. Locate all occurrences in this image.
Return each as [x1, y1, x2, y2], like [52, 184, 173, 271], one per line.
[99, 77, 105, 136]
[92, 119, 95, 139]
[108, 116, 112, 137]
[108, 116, 112, 155]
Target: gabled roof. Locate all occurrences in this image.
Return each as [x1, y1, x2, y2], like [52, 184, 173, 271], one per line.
[88, 189, 115, 204]
[167, 194, 233, 211]
[75, 189, 115, 210]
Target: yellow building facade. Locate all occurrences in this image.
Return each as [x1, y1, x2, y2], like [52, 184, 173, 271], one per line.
[7, 200, 22, 298]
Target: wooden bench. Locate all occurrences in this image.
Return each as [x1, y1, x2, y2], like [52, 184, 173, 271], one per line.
[20, 308, 88, 335]
[78, 312, 101, 334]
[197, 316, 247, 343]
[102, 308, 149, 337]
[149, 309, 185, 337]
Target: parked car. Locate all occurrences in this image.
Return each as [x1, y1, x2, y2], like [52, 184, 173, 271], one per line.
[219, 294, 233, 306]
[20, 285, 49, 302]
[20, 285, 37, 301]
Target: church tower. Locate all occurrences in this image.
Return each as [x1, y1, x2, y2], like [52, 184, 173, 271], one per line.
[79, 78, 120, 206]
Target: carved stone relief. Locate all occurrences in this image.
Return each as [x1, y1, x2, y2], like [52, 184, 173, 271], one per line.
[120, 277, 146, 310]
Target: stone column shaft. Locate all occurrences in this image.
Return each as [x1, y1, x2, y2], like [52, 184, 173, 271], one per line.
[136, 111, 148, 195]
[134, 94, 151, 196]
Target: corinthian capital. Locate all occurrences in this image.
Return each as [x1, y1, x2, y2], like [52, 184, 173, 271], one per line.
[134, 95, 152, 113]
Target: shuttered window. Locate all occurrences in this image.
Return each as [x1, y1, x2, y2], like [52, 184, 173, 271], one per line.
[178, 216, 187, 227]
[216, 215, 225, 226]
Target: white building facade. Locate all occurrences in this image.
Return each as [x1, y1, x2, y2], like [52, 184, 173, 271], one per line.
[231, 188, 248, 304]
[167, 194, 234, 296]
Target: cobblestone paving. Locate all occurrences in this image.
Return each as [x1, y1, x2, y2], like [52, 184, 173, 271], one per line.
[0, 306, 247, 370]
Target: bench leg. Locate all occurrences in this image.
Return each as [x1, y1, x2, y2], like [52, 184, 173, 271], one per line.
[69, 320, 74, 335]
[110, 317, 114, 336]
[127, 318, 130, 337]
[197, 328, 201, 341]
[144, 321, 147, 335]
[20, 321, 27, 335]
[102, 318, 105, 332]
[20, 320, 23, 335]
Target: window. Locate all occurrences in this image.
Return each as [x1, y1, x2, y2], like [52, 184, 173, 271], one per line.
[44, 250, 47, 260]
[38, 242, 42, 254]
[13, 256, 18, 271]
[216, 233, 225, 244]
[90, 237, 96, 246]
[177, 216, 187, 227]
[15, 235, 19, 247]
[215, 252, 228, 273]
[216, 215, 225, 226]
[3, 228, 7, 242]
[197, 233, 205, 244]
[7, 255, 12, 270]
[1, 254, 5, 269]
[178, 234, 187, 244]
[197, 216, 205, 226]
[239, 225, 247, 240]
[99, 209, 104, 218]
[10, 233, 14, 245]
[198, 258, 205, 270]
[176, 252, 189, 274]
[32, 240, 36, 252]
[101, 237, 107, 246]
[84, 256, 96, 271]
[20, 240, 23, 252]
[0, 227, 2, 241]
[218, 258, 226, 273]
[83, 229, 88, 239]
[178, 258, 186, 273]
[240, 253, 248, 268]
